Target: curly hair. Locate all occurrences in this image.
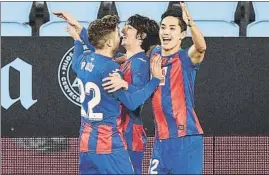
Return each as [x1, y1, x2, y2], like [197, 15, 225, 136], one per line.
[161, 6, 187, 32]
[87, 15, 120, 49]
[126, 14, 160, 52]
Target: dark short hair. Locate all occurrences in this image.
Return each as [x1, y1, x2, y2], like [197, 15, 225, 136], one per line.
[87, 15, 119, 49]
[161, 6, 187, 32]
[126, 14, 160, 52]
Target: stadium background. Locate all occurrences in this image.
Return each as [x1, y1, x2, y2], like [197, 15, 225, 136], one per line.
[1, 1, 269, 174]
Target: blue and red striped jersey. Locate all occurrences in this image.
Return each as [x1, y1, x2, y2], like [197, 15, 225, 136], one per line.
[150, 46, 204, 139]
[72, 41, 160, 154]
[119, 52, 149, 152]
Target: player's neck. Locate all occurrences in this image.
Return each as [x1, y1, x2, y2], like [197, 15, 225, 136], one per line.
[162, 44, 181, 57]
[95, 49, 113, 59]
[126, 46, 144, 59]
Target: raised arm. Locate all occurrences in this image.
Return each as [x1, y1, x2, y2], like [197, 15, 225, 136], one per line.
[79, 27, 95, 52]
[180, 2, 206, 64]
[53, 11, 95, 51]
[66, 25, 84, 73]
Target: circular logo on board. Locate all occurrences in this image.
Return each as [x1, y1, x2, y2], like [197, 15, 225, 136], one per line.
[58, 44, 90, 106]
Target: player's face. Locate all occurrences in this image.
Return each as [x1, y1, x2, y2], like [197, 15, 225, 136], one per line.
[159, 16, 184, 52]
[121, 24, 139, 48]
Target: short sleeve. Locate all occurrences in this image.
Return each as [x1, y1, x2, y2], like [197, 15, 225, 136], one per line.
[179, 48, 200, 71]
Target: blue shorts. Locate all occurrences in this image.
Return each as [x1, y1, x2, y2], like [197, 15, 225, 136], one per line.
[149, 135, 203, 174]
[128, 150, 144, 174]
[79, 149, 134, 174]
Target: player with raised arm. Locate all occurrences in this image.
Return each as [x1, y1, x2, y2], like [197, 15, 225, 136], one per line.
[65, 15, 162, 174]
[54, 12, 160, 174]
[102, 3, 206, 174]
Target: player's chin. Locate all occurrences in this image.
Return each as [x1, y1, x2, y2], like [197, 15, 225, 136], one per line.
[121, 40, 131, 47]
[161, 44, 173, 51]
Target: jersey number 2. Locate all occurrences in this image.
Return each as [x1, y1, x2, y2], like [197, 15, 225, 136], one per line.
[149, 159, 159, 174]
[77, 79, 103, 121]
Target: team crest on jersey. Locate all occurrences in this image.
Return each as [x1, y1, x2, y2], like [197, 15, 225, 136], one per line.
[58, 44, 90, 106]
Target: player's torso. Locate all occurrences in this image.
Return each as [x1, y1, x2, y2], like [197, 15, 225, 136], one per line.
[120, 52, 150, 121]
[77, 53, 126, 153]
[119, 52, 149, 151]
[76, 53, 121, 125]
[151, 48, 203, 139]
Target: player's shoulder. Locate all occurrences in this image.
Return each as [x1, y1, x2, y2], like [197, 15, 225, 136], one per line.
[91, 53, 118, 66]
[178, 47, 191, 59]
[132, 52, 148, 63]
[131, 53, 149, 70]
[106, 59, 120, 67]
[150, 45, 162, 57]
[179, 47, 189, 54]
[83, 50, 93, 56]
[102, 59, 120, 73]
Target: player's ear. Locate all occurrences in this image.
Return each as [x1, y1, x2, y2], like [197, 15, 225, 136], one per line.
[106, 38, 113, 48]
[179, 31, 186, 40]
[137, 32, 147, 40]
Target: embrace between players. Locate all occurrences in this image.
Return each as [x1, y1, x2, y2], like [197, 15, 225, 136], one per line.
[54, 2, 206, 174]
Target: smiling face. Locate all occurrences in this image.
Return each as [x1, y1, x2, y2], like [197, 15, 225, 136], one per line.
[159, 16, 186, 54]
[121, 24, 140, 49]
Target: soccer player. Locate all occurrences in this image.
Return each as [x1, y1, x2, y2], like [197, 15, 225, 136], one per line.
[65, 15, 163, 174]
[102, 3, 206, 174]
[54, 12, 160, 174]
[106, 15, 160, 174]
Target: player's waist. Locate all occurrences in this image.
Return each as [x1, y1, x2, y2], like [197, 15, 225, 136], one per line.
[80, 122, 122, 135]
[155, 132, 203, 140]
[79, 123, 127, 153]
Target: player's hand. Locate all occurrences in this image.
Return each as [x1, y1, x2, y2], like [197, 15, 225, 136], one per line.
[102, 73, 128, 93]
[53, 11, 83, 34]
[66, 25, 81, 41]
[150, 54, 163, 80]
[179, 2, 195, 27]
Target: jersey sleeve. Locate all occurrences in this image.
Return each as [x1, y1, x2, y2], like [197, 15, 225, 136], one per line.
[79, 27, 95, 52]
[179, 48, 200, 71]
[127, 57, 150, 93]
[102, 62, 160, 111]
[115, 78, 160, 111]
[72, 40, 84, 74]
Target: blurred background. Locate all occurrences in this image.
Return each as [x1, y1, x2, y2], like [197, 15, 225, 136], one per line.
[1, 1, 269, 37]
